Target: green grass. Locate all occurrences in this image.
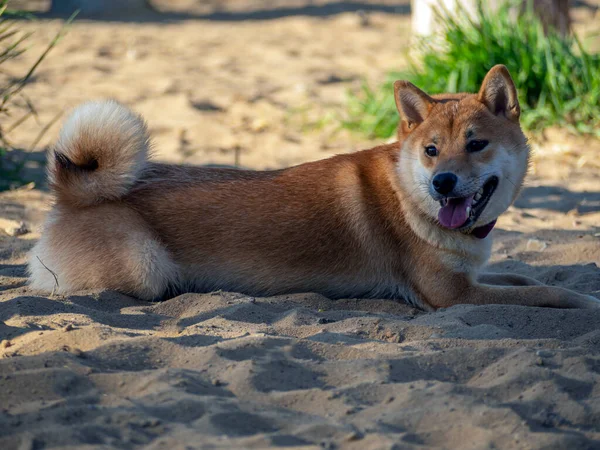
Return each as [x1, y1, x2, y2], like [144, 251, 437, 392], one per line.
[342, 0, 600, 139]
[0, 1, 76, 190]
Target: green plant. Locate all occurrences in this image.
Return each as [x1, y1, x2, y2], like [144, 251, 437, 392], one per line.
[342, 0, 600, 139]
[0, 1, 76, 190]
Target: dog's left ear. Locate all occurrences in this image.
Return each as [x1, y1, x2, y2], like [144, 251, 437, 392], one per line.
[478, 65, 520, 122]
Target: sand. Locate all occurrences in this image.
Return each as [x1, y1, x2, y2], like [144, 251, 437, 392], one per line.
[1, 1, 600, 448]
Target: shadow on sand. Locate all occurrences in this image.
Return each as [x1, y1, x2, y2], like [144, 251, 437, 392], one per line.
[36, 1, 411, 23]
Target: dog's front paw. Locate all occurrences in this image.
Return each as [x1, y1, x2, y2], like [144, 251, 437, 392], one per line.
[580, 294, 600, 309]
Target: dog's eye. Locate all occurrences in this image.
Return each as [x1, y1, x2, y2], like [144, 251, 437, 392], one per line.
[467, 140, 489, 153]
[424, 145, 438, 157]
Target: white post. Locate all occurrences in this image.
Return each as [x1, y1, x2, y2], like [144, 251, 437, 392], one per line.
[411, 0, 478, 38]
[411, 0, 570, 38]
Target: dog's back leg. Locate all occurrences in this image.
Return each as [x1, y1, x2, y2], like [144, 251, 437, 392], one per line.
[28, 204, 179, 301]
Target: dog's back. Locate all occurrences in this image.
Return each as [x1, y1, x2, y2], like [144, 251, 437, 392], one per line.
[121, 149, 421, 300]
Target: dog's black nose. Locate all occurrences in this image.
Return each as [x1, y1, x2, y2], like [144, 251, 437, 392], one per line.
[432, 173, 457, 195]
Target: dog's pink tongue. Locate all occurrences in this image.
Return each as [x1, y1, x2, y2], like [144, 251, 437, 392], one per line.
[438, 195, 474, 229]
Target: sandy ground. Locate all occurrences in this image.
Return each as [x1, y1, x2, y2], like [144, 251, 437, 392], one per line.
[1, 1, 600, 449]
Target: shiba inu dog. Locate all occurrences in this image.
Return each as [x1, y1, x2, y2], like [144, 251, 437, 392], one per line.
[28, 65, 599, 310]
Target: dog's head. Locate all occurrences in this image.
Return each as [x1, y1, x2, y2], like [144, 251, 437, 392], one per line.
[394, 65, 529, 238]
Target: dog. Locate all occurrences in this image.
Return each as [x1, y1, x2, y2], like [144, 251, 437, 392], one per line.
[28, 65, 599, 310]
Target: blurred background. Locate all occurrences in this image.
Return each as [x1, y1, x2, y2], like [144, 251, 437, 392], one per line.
[0, 0, 599, 188]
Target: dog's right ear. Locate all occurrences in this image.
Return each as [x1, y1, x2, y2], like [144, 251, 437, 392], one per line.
[394, 80, 434, 134]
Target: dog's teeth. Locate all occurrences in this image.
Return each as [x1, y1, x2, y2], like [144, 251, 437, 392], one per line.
[466, 206, 472, 216]
[474, 192, 482, 201]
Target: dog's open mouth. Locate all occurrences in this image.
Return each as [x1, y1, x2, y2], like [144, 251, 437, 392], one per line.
[437, 176, 499, 233]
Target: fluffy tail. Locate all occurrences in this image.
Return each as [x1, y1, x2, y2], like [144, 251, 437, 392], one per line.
[48, 100, 150, 207]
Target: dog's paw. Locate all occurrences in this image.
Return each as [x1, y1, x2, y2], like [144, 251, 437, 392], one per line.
[580, 294, 600, 309]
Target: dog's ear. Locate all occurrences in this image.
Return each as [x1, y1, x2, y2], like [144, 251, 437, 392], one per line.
[478, 65, 520, 122]
[394, 80, 434, 134]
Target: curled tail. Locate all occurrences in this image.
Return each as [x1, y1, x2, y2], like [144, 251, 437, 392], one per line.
[48, 100, 150, 207]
